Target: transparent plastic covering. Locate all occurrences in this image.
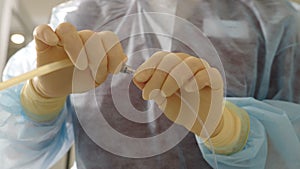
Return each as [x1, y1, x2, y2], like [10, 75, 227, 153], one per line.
[48, 0, 300, 168]
[1, 0, 299, 169]
[71, 11, 224, 157]
[49, 0, 300, 168]
[67, 1, 225, 168]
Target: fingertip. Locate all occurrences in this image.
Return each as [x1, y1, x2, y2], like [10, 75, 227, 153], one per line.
[132, 78, 145, 90]
[142, 89, 149, 100]
[34, 24, 59, 48]
[43, 30, 59, 46]
[56, 22, 77, 35]
[56, 23, 89, 70]
[134, 51, 167, 82]
[208, 68, 224, 90]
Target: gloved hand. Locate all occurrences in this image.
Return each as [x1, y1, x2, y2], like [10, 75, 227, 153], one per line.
[21, 22, 127, 122]
[133, 52, 224, 138]
[33, 22, 127, 98]
[133, 52, 250, 155]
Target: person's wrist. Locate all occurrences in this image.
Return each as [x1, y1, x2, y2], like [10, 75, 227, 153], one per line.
[32, 78, 57, 98]
[210, 116, 224, 137]
[203, 101, 250, 155]
[20, 79, 67, 122]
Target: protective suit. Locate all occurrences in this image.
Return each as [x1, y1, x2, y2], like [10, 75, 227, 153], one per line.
[1, 0, 300, 169]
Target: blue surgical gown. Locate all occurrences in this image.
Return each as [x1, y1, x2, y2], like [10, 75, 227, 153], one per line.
[1, 0, 300, 169]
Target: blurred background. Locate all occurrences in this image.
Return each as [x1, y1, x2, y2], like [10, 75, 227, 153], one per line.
[7, 0, 67, 56]
[0, 0, 299, 169]
[1, 0, 67, 60]
[0, 0, 68, 79]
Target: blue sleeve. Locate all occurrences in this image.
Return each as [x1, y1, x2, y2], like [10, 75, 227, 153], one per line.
[196, 97, 300, 169]
[0, 42, 74, 169]
[0, 84, 74, 169]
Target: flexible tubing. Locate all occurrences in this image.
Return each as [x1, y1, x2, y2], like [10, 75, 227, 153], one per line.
[0, 59, 73, 90]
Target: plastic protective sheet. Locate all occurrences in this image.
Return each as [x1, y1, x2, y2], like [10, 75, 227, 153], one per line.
[49, 0, 300, 168]
[50, 0, 300, 101]
[1, 0, 300, 169]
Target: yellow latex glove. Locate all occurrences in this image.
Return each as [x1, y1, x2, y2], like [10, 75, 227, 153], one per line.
[133, 51, 250, 155]
[204, 101, 250, 155]
[133, 52, 224, 138]
[32, 22, 127, 97]
[21, 22, 127, 122]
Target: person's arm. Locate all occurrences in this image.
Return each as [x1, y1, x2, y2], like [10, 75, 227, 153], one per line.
[0, 22, 127, 168]
[21, 23, 127, 122]
[201, 101, 250, 155]
[197, 98, 300, 169]
[0, 43, 74, 169]
[132, 52, 300, 169]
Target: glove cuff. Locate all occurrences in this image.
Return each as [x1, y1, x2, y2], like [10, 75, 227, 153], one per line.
[20, 80, 67, 122]
[204, 101, 250, 155]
